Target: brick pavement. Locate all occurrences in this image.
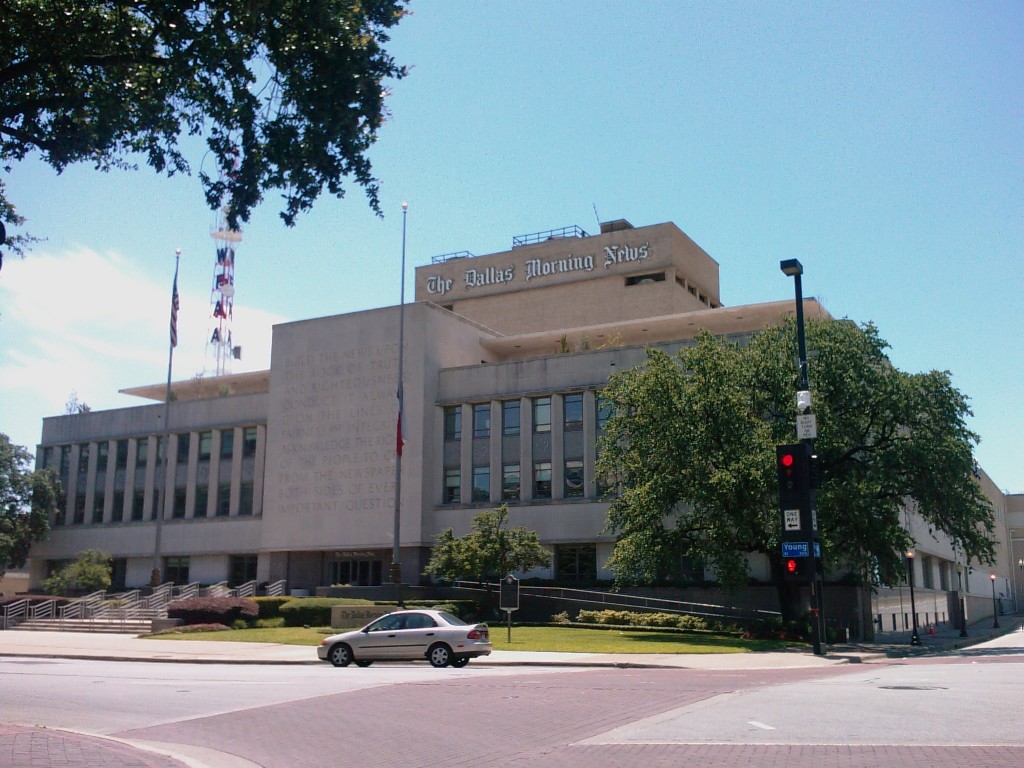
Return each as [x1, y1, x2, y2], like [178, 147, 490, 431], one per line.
[0, 725, 189, 768]
[116, 664, 1024, 768]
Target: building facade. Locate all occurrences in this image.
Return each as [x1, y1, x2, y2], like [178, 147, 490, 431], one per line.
[27, 219, 1018, 635]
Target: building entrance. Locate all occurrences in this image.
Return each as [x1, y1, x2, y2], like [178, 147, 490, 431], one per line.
[330, 558, 384, 587]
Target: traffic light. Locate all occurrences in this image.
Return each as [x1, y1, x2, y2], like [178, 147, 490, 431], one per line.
[783, 556, 809, 581]
[776, 443, 811, 507]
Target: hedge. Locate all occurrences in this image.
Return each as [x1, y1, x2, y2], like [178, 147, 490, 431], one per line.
[166, 597, 259, 626]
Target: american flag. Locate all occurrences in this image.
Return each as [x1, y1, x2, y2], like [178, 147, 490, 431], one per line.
[170, 265, 180, 348]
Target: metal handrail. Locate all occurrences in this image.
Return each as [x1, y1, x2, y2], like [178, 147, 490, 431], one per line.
[205, 581, 229, 597]
[173, 583, 200, 600]
[29, 599, 57, 620]
[451, 581, 780, 623]
[512, 224, 589, 248]
[266, 580, 287, 597]
[231, 580, 257, 598]
[59, 590, 107, 622]
[2, 599, 29, 629]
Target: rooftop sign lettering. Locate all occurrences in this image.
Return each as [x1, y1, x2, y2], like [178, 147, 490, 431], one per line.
[423, 241, 651, 296]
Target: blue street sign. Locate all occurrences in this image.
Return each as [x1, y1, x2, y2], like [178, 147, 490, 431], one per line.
[782, 541, 811, 558]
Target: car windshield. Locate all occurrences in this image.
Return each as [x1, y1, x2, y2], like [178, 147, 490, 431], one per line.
[438, 611, 467, 626]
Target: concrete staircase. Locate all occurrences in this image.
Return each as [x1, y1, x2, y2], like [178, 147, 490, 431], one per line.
[12, 616, 155, 634]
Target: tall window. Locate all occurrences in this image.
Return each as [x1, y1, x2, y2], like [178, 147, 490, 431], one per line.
[165, 556, 190, 584]
[194, 485, 208, 518]
[198, 431, 213, 462]
[92, 492, 105, 524]
[564, 460, 584, 498]
[533, 397, 551, 433]
[60, 445, 71, 476]
[596, 394, 613, 431]
[176, 433, 191, 464]
[443, 468, 461, 503]
[563, 393, 583, 431]
[239, 481, 255, 516]
[502, 463, 520, 501]
[229, 554, 258, 585]
[502, 400, 520, 436]
[217, 484, 231, 516]
[136, 439, 148, 468]
[444, 406, 462, 441]
[472, 403, 490, 439]
[220, 429, 235, 459]
[96, 442, 109, 472]
[173, 488, 187, 518]
[243, 427, 258, 457]
[131, 490, 145, 522]
[73, 494, 86, 524]
[112, 491, 124, 523]
[115, 440, 129, 469]
[556, 544, 597, 582]
[472, 466, 490, 502]
[78, 446, 90, 474]
[533, 461, 552, 499]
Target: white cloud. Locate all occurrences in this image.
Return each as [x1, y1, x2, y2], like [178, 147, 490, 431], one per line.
[0, 247, 284, 452]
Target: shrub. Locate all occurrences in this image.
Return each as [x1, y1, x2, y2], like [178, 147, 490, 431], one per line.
[252, 596, 291, 620]
[153, 623, 230, 635]
[550, 611, 571, 625]
[278, 598, 354, 627]
[572, 609, 709, 631]
[166, 597, 259, 627]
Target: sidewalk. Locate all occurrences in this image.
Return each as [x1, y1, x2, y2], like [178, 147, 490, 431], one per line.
[2, 616, 1020, 668]
[2, 619, 1021, 768]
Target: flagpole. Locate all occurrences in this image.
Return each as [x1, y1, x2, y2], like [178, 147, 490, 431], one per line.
[391, 202, 408, 599]
[151, 248, 180, 587]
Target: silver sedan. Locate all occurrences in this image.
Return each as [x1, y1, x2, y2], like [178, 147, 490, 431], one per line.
[318, 609, 492, 668]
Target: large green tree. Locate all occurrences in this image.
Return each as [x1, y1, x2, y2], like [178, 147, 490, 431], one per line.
[424, 505, 551, 586]
[1, 433, 58, 576]
[596, 319, 995, 611]
[0, 0, 409, 247]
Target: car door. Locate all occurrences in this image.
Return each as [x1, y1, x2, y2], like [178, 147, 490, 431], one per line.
[388, 612, 439, 659]
[354, 613, 408, 659]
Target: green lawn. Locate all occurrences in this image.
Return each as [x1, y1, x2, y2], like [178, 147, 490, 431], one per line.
[145, 624, 798, 654]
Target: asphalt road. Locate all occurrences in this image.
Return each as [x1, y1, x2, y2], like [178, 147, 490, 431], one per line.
[2, 631, 1023, 768]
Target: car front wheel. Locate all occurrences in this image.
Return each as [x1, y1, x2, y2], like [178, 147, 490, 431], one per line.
[428, 643, 453, 668]
[328, 643, 352, 667]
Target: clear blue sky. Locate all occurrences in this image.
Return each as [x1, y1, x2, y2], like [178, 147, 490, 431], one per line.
[1, 1, 1021, 492]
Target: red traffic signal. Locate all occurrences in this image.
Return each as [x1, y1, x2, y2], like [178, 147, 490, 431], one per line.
[776, 443, 811, 506]
[785, 558, 799, 575]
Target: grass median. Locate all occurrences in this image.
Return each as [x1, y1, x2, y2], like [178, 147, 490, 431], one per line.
[145, 624, 799, 654]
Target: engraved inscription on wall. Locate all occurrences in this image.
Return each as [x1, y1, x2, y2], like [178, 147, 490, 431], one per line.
[274, 343, 399, 520]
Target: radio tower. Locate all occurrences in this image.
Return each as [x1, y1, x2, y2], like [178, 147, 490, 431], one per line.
[206, 152, 242, 376]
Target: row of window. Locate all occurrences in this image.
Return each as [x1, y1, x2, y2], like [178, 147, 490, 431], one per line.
[444, 394, 610, 441]
[45, 427, 259, 477]
[443, 460, 587, 504]
[59, 481, 258, 526]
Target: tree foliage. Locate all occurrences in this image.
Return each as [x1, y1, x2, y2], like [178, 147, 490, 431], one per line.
[423, 505, 551, 585]
[1, 433, 57, 576]
[43, 548, 112, 595]
[0, 0, 409, 242]
[596, 319, 995, 594]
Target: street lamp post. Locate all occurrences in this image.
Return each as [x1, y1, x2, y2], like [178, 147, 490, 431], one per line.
[907, 550, 921, 646]
[780, 258, 825, 656]
[990, 574, 1000, 629]
[956, 562, 968, 638]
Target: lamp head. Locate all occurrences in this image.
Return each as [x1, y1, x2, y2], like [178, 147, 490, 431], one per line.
[780, 258, 803, 277]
